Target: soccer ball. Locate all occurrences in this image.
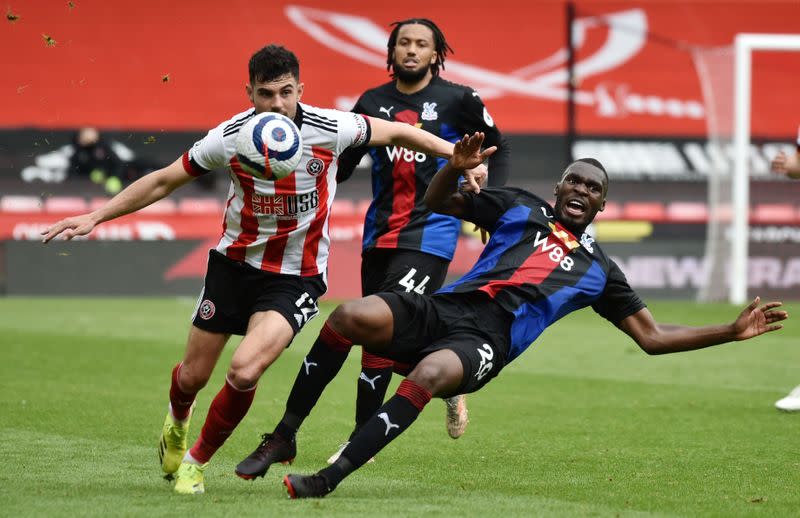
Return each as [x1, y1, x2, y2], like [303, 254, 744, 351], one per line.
[235, 112, 303, 180]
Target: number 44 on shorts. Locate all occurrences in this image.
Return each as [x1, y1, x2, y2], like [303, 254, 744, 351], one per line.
[398, 268, 430, 294]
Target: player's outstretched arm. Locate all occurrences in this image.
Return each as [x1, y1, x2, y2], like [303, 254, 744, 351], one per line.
[424, 133, 496, 218]
[618, 296, 788, 355]
[771, 150, 800, 179]
[41, 157, 194, 243]
[366, 116, 455, 158]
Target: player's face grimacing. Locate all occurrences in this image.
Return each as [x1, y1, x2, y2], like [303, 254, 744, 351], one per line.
[553, 162, 607, 233]
[246, 74, 304, 119]
[391, 23, 437, 83]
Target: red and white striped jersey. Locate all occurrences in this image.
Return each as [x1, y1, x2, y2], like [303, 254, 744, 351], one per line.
[182, 103, 370, 280]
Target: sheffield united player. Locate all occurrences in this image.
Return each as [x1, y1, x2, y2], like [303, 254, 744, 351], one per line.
[770, 134, 800, 412]
[41, 44, 463, 495]
[235, 19, 510, 477]
[271, 133, 787, 498]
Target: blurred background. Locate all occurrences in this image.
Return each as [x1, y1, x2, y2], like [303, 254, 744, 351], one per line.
[2, 0, 799, 300]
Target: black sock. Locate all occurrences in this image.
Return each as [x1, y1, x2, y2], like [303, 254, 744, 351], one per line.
[318, 456, 353, 490]
[336, 379, 432, 471]
[274, 322, 351, 437]
[273, 420, 296, 441]
[351, 366, 394, 440]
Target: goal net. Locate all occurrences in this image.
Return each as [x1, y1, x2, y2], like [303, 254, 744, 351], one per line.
[692, 34, 800, 303]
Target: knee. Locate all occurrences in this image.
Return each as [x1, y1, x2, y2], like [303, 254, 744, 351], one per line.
[407, 360, 451, 395]
[227, 358, 264, 390]
[327, 301, 364, 337]
[178, 363, 212, 393]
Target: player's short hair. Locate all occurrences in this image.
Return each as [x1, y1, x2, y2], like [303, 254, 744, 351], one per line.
[571, 157, 609, 193]
[249, 45, 300, 84]
[386, 18, 453, 78]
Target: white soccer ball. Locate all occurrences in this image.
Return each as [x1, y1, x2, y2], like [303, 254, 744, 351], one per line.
[235, 112, 303, 180]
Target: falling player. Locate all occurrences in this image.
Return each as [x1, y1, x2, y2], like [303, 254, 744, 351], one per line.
[273, 133, 787, 498]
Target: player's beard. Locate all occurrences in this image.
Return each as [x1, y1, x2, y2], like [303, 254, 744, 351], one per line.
[392, 62, 431, 84]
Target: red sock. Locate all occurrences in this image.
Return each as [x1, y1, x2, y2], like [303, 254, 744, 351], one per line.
[189, 379, 256, 463]
[396, 379, 433, 410]
[169, 363, 196, 421]
[319, 321, 352, 352]
[361, 350, 394, 369]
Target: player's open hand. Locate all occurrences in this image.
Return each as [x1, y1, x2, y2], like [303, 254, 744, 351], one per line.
[771, 151, 800, 176]
[41, 213, 97, 243]
[771, 151, 789, 175]
[460, 164, 488, 196]
[450, 133, 496, 193]
[732, 296, 788, 340]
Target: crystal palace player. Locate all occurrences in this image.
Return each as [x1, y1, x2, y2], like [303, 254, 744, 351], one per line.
[275, 133, 788, 498]
[41, 44, 463, 495]
[234, 18, 510, 478]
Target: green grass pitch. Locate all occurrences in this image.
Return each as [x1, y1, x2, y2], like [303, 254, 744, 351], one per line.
[1, 297, 798, 517]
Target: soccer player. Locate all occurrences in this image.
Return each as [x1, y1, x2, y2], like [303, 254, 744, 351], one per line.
[40, 44, 467, 495]
[234, 18, 511, 477]
[771, 142, 800, 412]
[273, 132, 787, 498]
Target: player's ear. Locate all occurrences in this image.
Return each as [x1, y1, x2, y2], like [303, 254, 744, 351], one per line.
[297, 82, 304, 100]
[245, 83, 254, 104]
[553, 182, 560, 196]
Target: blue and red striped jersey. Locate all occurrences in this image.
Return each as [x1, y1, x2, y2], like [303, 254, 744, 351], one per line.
[338, 77, 510, 260]
[438, 187, 645, 362]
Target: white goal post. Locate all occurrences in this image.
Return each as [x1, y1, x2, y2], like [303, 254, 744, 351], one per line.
[731, 33, 800, 304]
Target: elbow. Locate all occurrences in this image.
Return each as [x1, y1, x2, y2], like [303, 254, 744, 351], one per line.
[423, 192, 443, 213]
[637, 338, 666, 356]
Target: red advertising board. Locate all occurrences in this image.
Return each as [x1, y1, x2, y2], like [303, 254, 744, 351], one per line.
[2, 1, 798, 137]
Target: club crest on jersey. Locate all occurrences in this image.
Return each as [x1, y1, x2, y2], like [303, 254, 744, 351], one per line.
[199, 300, 215, 320]
[306, 157, 325, 177]
[421, 102, 438, 121]
[580, 233, 595, 253]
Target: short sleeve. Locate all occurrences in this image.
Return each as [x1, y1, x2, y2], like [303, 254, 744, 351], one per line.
[183, 124, 227, 176]
[460, 187, 519, 231]
[336, 112, 371, 154]
[591, 260, 647, 324]
[459, 89, 504, 151]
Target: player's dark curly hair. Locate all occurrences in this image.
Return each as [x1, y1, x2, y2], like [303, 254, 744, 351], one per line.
[249, 44, 300, 83]
[386, 18, 453, 78]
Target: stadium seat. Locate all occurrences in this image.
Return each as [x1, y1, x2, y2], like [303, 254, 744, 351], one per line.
[752, 203, 796, 225]
[594, 201, 622, 220]
[89, 197, 111, 211]
[331, 199, 356, 215]
[139, 198, 178, 214]
[666, 201, 708, 223]
[0, 195, 42, 213]
[178, 197, 223, 214]
[356, 199, 372, 217]
[622, 201, 666, 222]
[43, 196, 89, 214]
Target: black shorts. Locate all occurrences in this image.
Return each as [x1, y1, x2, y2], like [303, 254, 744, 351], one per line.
[375, 291, 514, 395]
[361, 248, 450, 296]
[192, 250, 326, 336]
